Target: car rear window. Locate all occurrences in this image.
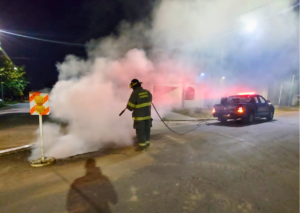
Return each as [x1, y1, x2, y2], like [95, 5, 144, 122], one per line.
[227, 95, 252, 103]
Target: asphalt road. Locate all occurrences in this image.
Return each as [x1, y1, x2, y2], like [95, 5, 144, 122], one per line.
[0, 103, 30, 115]
[0, 112, 299, 213]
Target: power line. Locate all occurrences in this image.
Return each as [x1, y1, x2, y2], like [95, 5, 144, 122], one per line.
[3, 29, 80, 38]
[0, 1, 298, 49]
[0, 29, 88, 47]
[10, 57, 38, 60]
[234, 0, 277, 17]
[178, 1, 299, 49]
[0, 43, 12, 61]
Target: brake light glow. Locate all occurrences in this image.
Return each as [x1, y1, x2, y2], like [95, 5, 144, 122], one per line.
[237, 92, 255, 95]
[212, 108, 216, 113]
[237, 107, 244, 113]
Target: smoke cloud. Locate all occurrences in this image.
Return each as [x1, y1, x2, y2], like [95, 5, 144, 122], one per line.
[29, 49, 197, 159]
[29, 0, 299, 159]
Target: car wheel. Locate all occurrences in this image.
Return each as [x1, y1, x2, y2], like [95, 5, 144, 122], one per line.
[266, 110, 274, 121]
[243, 112, 254, 124]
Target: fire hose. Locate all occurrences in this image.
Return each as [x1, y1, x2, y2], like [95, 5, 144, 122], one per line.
[119, 103, 213, 136]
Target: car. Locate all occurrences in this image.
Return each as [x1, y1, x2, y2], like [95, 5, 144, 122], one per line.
[212, 92, 275, 124]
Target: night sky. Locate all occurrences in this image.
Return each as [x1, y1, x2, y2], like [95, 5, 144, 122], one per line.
[0, 0, 155, 89]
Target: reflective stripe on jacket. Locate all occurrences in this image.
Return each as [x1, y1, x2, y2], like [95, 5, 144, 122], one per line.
[127, 87, 152, 121]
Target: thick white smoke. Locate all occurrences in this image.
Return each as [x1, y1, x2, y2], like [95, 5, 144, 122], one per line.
[29, 0, 298, 159]
[29, 49, 197, 159]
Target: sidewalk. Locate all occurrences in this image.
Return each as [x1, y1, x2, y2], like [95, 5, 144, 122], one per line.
[274, 106, 299, 114]
[0, 144, 32, 157]
[0, 111, 210, 155]
[152, 120, 199, 130]
[151, 112, 213, 130]
[163, 112, 197, 121]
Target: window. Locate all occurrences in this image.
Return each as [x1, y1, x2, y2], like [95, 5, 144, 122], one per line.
[254, 97, 260, 103]
[259, 96, 267, 103]
[227, 95, 251, 103]
[185, 87, 195, 100]
[249, 98, 255, 104]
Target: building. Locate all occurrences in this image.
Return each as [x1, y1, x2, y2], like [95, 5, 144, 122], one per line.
[148, 82, 205, 109]
[147, 80, 270, 109]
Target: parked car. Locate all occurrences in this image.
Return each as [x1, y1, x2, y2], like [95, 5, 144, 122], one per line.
[212, 92, 275, 124]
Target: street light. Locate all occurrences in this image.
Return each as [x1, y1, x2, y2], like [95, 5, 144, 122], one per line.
[201, 73, 205, 77]
[246, 20, 257, 32]
[222, 76, 225, 80]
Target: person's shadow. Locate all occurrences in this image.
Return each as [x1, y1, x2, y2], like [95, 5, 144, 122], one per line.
[67, 158, 118, 213]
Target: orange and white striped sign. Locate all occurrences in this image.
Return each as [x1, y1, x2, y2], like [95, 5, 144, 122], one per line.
[29, 92, 50, 115]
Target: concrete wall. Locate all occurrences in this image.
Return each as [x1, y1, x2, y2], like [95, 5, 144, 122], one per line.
[151, 83, 183, 108]
[152, 82, 205, 109]
[183, 83, 205, 108]
[152, 82, 271, 108]
[258, 89, 268, 100]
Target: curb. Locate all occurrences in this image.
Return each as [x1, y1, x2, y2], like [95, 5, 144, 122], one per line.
[0, 144, 32, 157]
[275, 111, 299, 115]
[152, 119, 216, 130]
[160, 119, 216, 122]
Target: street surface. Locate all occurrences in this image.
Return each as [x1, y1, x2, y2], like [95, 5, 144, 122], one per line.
[0, 104, 198, 151]
[0, 103, 29, 115]
[0, 111, 299, 213]
[0, 111, 46, 150]
[0, 103, 33, 151]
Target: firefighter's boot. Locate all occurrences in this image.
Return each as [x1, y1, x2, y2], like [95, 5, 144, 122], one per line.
[145, 141, 150, 151]
[135, 143, 146, 152]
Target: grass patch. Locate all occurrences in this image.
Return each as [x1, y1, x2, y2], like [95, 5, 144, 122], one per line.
[173, 108, 191, 116]
[275, 106, 299, 113]
[0, 100, 20, 109]
[2, 100, 19, 105]
[172, 107, 212, 119]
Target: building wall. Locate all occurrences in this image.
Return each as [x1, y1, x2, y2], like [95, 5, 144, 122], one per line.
[152, 82, 205, 109]
[183, 83, 205, 108]
[151, 82, 271, 108]
[151, 83, 183, 108]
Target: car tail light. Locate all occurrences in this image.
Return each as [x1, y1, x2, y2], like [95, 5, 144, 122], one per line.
[212, 108, 216, 113]
[237, 107, 243, 113]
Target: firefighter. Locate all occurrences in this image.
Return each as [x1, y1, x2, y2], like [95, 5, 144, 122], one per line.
[127, 79, 152, 151]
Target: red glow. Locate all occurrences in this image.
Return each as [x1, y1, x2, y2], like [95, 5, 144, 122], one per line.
[212, 107, 216, 113]
[237, 92, 256, 95]
[237, 107, 244, 113]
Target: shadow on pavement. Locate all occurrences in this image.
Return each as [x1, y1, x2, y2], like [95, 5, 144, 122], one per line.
[66, 158, 118, 213]
[208, 119, 277, 127]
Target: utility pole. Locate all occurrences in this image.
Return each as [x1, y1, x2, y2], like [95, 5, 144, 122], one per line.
[0, 42, 4, 102]
[1, 82, 3, 102]
[220, 49, 224, 73]
[289, 75, 295, 106]
[220, 49, 224, 94]
[0, 41, 12, 61]
[182, 82, 185, 108]
[278, 84, 283, 105]
[0, 41, 14, 102]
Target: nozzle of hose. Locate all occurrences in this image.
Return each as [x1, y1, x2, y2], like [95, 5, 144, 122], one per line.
[119, 108, 126, 116]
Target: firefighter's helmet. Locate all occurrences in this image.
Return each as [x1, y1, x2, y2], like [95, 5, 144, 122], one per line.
[129, 79, 142, 89]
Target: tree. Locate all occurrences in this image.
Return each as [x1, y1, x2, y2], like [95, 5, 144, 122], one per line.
[0, 58, 29, 99]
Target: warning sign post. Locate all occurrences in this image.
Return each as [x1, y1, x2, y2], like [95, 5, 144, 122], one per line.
[29, 92, 55, 167]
